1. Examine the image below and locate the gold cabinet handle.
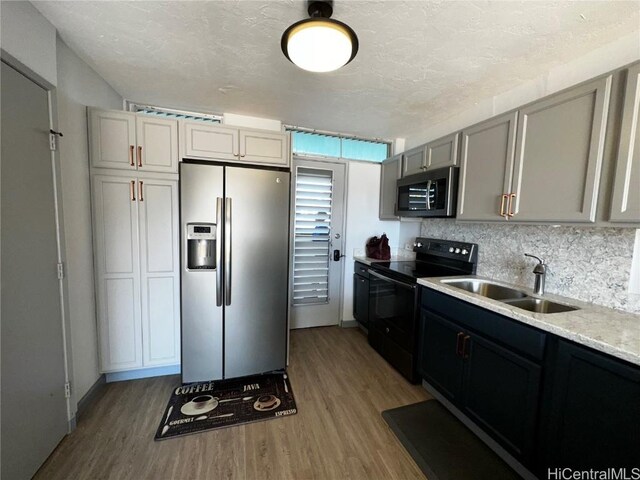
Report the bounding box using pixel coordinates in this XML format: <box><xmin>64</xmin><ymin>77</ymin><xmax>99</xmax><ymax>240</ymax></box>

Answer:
<box><xmin>137</xmin><ymin>146</ymin><xmax>142</xmax><ymax>168</ymax></box>
<box><xmin>138</xmin><ymin>180</ymin><xmax>144</xmax><ymax>202</ymax></box>
<box><xmin>130</xmin><ymin>180</ymin><xmax>136</xmax><ymax>201</ymax></box>
<box><xmin>129</xmin><ymin>145</ymin><xmax>135</xmax><ymax>167</ymax></box>
<box><xmin>499</xmin><ymin>194</ymin><xmax>508</xmax><ymax>217</ymax></box>
<box><xmin>508</xmin><ymin>193</ymin><xmax>516</xmax><ymax>217</ymax></box>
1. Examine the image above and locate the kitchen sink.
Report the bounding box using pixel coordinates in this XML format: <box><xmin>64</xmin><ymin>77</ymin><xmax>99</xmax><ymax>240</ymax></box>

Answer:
<box><xmin>502</xmin><ymin>297</ymin><xmax>579</xmax><ymax>314</ymax></box>
<box><xmin>440</xmin><ymin>279</ymin><xmax>528</xmax><ymax>300</ymax></box>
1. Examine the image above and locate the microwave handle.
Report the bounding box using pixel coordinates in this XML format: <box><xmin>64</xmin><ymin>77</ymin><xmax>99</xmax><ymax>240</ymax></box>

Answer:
<box><xmin>425</xmin><ymin>180</ymin><xmax>432</xmax><ymax>210</ymax></box>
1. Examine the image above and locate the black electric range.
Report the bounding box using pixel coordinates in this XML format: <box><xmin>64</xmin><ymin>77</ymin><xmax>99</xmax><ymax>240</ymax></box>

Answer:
<box><xmin>364</xmin><ymin>238</ymin><xmax>478</xmax><ymax>383</ymax></box>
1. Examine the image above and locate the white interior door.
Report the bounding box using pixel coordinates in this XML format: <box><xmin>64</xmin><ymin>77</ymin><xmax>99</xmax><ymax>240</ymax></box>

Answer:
<box><xmin>1</xmin><ymin>61</ymin><xmax>68</xmax><ymax>480</ymax></box>
<box><xmin>290</xmin><ymin>158</ymin><xmax>346</xmax><ymax>329</ymax></box>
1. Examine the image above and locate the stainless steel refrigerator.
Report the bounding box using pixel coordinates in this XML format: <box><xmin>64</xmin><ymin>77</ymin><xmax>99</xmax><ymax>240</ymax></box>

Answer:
<box><xmin>180</xmin><ymin>161</ymin><xmax>290</xmax><ymax>383</ymax></box>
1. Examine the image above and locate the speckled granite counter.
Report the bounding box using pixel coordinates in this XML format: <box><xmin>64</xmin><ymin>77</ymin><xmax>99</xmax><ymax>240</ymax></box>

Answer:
<box><xmin>419</xmin><ymin>276</ymin><xmax>640</xmax><ymax>366</ymax></box>
<box><xmin>353</xmin><ymin>255</ymin><xmax>414</xmax><ymax>266</ymax></box>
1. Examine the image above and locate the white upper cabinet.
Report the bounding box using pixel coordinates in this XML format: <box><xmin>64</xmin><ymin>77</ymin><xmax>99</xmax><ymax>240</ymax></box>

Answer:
<box><xmin>89</xmin><ymin>109</ymin><xmax>179</xmax><ymax>173</ymax></box>
<box><xmin>181</xmin><ymin>120</ymin><xmax>289</xmax><ymax>166</ymax></box>
<box><xmin>610</xmin><ymin>63</ymin><xmax>640</xmax><ymax>224</ymax></box>
<box><xmin>510</xmin><ymin>76</ymin><xmax>611</xmax><ymax>223</ymax></box>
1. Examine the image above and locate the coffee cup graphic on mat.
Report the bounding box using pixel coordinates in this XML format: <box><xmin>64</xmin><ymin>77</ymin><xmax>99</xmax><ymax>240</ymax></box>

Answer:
<box><xmin>181</xmin><ymin>395</ymin><xmax>217</xmax><ymax>416</ymax></box>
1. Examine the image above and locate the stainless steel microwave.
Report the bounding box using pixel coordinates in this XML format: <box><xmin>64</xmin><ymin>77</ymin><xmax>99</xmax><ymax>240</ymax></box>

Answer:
<box><xmin>395</xmin><ymin>166</ymin><xmax>459</xmax><ymax>217</ymax></box>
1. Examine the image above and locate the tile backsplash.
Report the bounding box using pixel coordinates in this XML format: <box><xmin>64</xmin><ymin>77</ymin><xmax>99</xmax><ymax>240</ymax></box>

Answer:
<box><xmin>421</xmin><ymin>220</ymin><xmax>640</xmax><ymax>314</ymax></box>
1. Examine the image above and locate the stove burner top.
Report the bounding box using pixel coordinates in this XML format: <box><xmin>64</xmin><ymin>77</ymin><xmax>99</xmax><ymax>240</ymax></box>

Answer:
<box><xmin>370</xmin><ymin>260</ymin><xmax>461</xmax><ymax>282</ymax></box>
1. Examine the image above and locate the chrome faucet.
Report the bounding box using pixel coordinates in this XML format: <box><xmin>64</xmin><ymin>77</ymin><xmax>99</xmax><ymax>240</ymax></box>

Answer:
<box><xmin>524</xmin><ymin>254</ymin><xmax>546</xmax><ymax>295</ymax></box>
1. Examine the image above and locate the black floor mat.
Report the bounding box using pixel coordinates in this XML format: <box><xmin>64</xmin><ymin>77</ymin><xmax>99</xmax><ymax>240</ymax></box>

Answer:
<box><xmin>155</xmin><ymin>372</ymin><xmax>297</xmax><ymax>440</ymax></box>
<box><xmin>382</xmin><ymin>400</ymin><xmax>522</xmax><ymax>480</ymax></box>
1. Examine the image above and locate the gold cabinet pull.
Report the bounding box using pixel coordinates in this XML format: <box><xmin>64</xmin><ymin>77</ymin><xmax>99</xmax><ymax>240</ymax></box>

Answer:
<box><xmin>137</xmin><ymin>146</ymin><xmax>142</xmax><ymax>167</ymax></box>
<box><xmin>130</xmin><ymin>180</ymin><xmax>136</xmax><ymax>201</ymax></box>
<box><xmin>499</xmin><ymin>194</ymin><xmax>508</xmax><ymax>217</ymax></box>
<box><xmin>138</xmin><ymin>180</ymin><xmax>144</xmax><ymax>201</ymax></box>
<box><xmin>129</xmin><ymin>145</ymin><xmax>135</xmax><ymax>166</ymax></box>
<box><xmin>508</xmin><ymin>193</ymin><xmax>517</xmax><ymax>217</ymax></box>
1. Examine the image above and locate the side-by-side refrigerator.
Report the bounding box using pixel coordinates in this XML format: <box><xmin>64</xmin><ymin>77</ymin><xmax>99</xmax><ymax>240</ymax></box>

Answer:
<box><xmin>180</xmin><ymin>161</ymin><xmax>290</xmax><ymax>383</ymax></box>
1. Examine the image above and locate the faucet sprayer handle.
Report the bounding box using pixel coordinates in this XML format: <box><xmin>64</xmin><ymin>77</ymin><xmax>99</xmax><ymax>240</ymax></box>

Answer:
<box><xmin>524</xmin><ymin>253</ymin><xmax>545</xmax><ymax>265</ymax></box>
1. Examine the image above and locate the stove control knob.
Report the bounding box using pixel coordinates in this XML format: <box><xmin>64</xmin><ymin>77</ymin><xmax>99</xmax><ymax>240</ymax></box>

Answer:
<box><xmin>455</xmin><ymin>248</ymin><xmax>461</xmax><ymax>254</ymax></box>
<box><xmin>449</xmin><ymin>247</ymin><xmax>455</xmax><ymax>253</ymax></box>
<box><xmin>462</xmin><ymin>249</ymin><xmax>469</xmax><ymax>255</ymax></box>
<box><xmin>416</xmin><ymin>242</ymin><xmax>423</xmax><ymax>248</ymax></box>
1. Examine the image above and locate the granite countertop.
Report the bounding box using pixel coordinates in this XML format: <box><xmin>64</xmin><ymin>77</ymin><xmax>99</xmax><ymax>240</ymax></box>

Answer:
<box><xmin>353</xmin><ymin>252</ymin><xmax>416</xmax><ymax>265</ymax></box>
<box><xmin>418</xmin><ymin>276</ymin><xmax>640</xmax><ymax>366</ymax></box>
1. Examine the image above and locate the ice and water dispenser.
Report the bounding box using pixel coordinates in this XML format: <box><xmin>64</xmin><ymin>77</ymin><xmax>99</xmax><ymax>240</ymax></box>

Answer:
<box><xmin>186</xmin><ymin>223</ymin><xmax>217</xmax><ymax>270</ymax></box>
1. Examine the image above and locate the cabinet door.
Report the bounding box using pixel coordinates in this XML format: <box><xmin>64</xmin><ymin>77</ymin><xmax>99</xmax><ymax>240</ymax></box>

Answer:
<box><xmin>89</xmin><ymin>109</ymin><xmax>136</xmax><ymax>170</ymax></box>
<box><xmin>91</xmin><ymin>175</ymin><xmax>142</xmax><ymax>371</ymax></box>
<box><xmin>610</xmin><ymin>63</ymin><xmax>640</xmax><ymax>223</ymax></box>
<box><xmin>183</xmin><ymin>121</ymin><xmax>238</xmax><ymax>161</ymax></box>
<box><xmin>379</xmin><ymin>154</ymin><xmax>401</xmax><ymax>219</ymax></box>
<box><xmin>511</xmin><ymin>76</ymin><xmax>612</xmax><ymax>222</ymax></box>
<box><xmin>419</xmin><ymin>310</ymin><xmax>464</xmax><ymax>402</ymax></box>
<box><xmin>427</xmin><ymin>132</ymin><xmax>459</xmax><ymax>169</ymax></box>
<box><xmin>137</xmin><ymin>178</ymin><xmax>180</xmax><ymax>367</ymax></box>
<box><xmin>353</xmin><ymin>273</ymin><xmax>369</xmax><ymax>326</ymax></box>
<box><xmin>457</xmin><ymin>112</ymin><xmax>518</xmax><ymax>221</ymax></box>
<box><xmin>136</xmin><ymin>116</ymin><xmax>179</xmax><ymax>173</ymax></box>
<box><xmin>239</xmin><ymin>129</ymin><xmax>289</xmax><ymax>166</ymax></box>
<box><xmin>402</xmin><ymin>145</ymin><xmax>427</xmax><ymax>177</ymax></box>
<box><xmin>461</xmin><ymin>333</ymin><xmax>541</xmax><ymax>465</ymax></box>
<box><xmin>538</xmin><ymin>340</ymin><xmax>640</xmax><ymax>472</ymax></box>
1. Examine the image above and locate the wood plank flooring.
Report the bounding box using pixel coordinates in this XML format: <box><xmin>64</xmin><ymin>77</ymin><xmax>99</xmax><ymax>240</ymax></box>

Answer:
<box><xmin>36</xmin><ymin>327</ymin><xmax>431</xmax><ymax>480</ymax></box>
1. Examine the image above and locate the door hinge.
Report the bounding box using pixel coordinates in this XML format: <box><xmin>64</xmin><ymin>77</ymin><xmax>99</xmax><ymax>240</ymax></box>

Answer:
<box><xmin>64</xmin><ymin>382</ymin><xmax>71</xmax><ymax>399</ymax></box>
<box><xmin>57</xmin><ymin>262</ymin><xmax>65</xmax><ymax>280</ymax></box>
<box><xmin>49</xmin><ymin>133</ymin><xmax>57</xmax><ymax>151</ymax></box>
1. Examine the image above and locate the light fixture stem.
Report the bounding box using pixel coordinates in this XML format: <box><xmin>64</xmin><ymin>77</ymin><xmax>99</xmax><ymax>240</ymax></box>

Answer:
<box><xmin>307</xmin><ymin>1</ymin><xmax>333</xmax><ymax>18</ymax></box>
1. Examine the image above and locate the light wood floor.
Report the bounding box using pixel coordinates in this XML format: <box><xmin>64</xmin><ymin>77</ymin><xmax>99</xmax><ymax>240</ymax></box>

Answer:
<box><xmin>36</xmin><ymin>326</ymin><xmax>431</xmax><ymax>480</ymax></box>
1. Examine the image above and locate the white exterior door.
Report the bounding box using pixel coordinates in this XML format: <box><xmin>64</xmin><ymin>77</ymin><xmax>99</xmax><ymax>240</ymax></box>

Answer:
<box><xmin>290</xmin><ymin>158</ymin><xmax>346</xmax><ymax>329</ymax></box>
<box><xmin>138</xmin><ymin>178</ymin><xmax>181</xmax><ymax>366</ymax></box>
<box><xmin>92</xmin><ymin>174</ymin><xmax>143</xmax><ymax>372</ymax></box>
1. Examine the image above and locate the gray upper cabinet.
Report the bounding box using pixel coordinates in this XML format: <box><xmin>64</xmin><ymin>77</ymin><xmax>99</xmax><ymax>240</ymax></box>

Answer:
<box><xmin>379</xmin><ymin>154</ymin><xmax>402</xmax><ymax>220</ymax></box>
<box><xmin>427</xmin><ymin>132</ymin><xmax>459</xmax><ymax>170</ymax></box>
<box><xmin>610</xmin><ymin>63</ymin><xmax>640</xmax><ymax>223</ymax></box>
<box><xmin>457</xmin><ymin>112</ymin><xmax>518</xmax><ymax>221</ymax></box>
<box><xmin>511</xmin><ymin>76</ymin><xmax>612</xmax><ymax>223</ymax></box>
<box><xmin>402</xmin><ymin>145</ymin><xmax>427</xmax><ymax>177</ymax></box>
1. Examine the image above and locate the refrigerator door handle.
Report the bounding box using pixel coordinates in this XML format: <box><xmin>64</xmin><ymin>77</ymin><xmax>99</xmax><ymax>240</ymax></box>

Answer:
<box><xmin>215</xmin><ymin>197</ymin><xmax>223</xmax><ymax>306</ymax></box>
<box><xmin>225</xmin><ymin>197</ymin><xmax>232</xmax><ymax>306</ymax></box>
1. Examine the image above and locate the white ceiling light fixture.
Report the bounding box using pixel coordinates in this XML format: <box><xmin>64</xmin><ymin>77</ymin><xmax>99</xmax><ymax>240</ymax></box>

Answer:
<box><xmin>281</xmin><ymin>1</ymin><xmax>358</xmax><ymax>73</ymax></box>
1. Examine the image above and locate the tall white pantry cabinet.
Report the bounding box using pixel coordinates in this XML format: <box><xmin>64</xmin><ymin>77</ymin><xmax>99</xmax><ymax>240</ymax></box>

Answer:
<box><xmin>89</xmin><ymin>108</ymin><xmax>180</xmax><ymax>373</ymax></box>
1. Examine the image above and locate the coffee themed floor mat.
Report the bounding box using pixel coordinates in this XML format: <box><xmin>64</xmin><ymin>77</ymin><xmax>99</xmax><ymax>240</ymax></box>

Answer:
<box><xmin>155</xmin><ymin>372</ymin><xmax>297</xmax><ymax>440</ymax></box>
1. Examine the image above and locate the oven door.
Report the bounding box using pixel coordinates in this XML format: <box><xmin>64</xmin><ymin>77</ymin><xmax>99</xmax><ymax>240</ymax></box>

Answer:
<box><xmin>368</xmin><ymin>270</ymin><xmax>417</xmax><ymax>351</ymax></box>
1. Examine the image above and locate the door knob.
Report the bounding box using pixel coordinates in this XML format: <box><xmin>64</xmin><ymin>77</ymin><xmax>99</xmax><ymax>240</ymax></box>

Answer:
<box><xmin>334</xmin><ymin>233</ymin><xmax>341</xmax><ymax>239</ymax></box>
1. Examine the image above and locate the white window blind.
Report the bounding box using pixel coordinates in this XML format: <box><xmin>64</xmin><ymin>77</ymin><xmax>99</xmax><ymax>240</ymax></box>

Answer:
<box><xmin>292</xmin><ymin>167</ymin><xmax>333</xmax><ymax>305</ymax></box>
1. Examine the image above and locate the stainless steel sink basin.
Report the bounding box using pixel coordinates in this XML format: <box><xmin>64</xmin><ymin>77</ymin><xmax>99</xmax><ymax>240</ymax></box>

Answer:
<box><xmin>503</xmin><ymin>297</ymin><xmax>579</xmax><ymax>314</ymax></box>
<box><xmin>440</xmin><ymin>279</ymin><xmax>528</xmax><ymax>300</ymax></box>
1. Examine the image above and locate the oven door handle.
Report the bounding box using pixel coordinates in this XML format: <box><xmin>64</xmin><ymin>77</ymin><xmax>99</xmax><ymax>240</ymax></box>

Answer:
<box><xmin>368</xmin><ymin>270</ymin><xmax>416</xmax><ymax>290</ymax></box>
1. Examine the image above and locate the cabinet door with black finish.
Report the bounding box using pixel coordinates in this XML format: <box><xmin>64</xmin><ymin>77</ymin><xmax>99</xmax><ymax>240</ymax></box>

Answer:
<box><xmin>461</xmin><ymin>333</ymin><xmax>541</xmax><ymax>466</ymax></box>
<box><xmin>353</xmin><ymin>273</ymin><xmax>369</xmax><ymax>326</ymax></box>
<box><xmin>420</xmin><ymin>310</ymin><xmax>465</xmax><ymax>402</ymax></box>
<box><xmin>538</xmin><ymin>339</ymin><xmax>640</xmax><ymax>473</ymax></box>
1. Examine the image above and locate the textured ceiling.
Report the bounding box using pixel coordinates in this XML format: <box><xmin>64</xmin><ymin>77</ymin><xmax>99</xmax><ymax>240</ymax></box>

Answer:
<box><xmin>34</xmin><ymin>1</ymin><xmax>640</xmax><ymax>140</ymax></box>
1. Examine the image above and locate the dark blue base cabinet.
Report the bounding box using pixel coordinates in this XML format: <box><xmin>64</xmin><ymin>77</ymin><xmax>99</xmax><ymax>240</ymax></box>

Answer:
<box><xmin>420</xmin><ymin>288</ymin><xmax>640</xmax><ymax>478</ymax></box>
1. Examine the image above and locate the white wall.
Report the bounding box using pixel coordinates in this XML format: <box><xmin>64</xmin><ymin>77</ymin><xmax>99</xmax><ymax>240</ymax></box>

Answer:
<box><xmin>0</xmin><ymin>1</ymin><xmax>57</xmax><ymax>86</ymax></box>
<box><xmin>405</xmin><ymin>32</ymin><xmax>640</xmax><ymax>149</ymax></box>
<box><xmin>342</xmin><ymin>162</ymin><xmax>402</xmax><ymax>322</ymax></box>
<box><xmin>56</xmin><ymin>36</ymin><xmax>123</xmax><ymax>407</ymax></box>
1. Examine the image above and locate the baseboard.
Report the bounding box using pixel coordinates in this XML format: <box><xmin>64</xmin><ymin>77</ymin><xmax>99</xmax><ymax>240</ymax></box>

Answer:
<box><xmin>422</xmin><ymin>380</ymin><xmax>537</xmax><ymax>480</ymax></box>
<box><xmin>340</xmin><ymin>320</ymin><xmax>358</xmax><ymax>328</ymax></box>
<box><xmin>77</xmin><ymin>374</ymin><xmax>106</xmax><ymax>422</ymax></box>
<box><xmin>105</xmin><ymin>364</ymin><xmax>180</xmax><ymax>383</ymax></box>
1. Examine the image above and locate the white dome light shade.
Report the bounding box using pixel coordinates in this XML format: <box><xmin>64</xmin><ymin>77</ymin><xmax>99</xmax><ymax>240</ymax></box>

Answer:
<box><xmin>282</xmin><ymin>19</ymin><xmax>358</xmax><ymax>73</ymax></box>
